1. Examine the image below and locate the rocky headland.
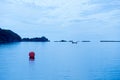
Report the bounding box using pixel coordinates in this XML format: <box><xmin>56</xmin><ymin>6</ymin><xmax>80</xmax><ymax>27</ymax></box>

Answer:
<box><xmin>0</xmin><ymin>28</ymin><xmax>21</xmax><ymax>43</ymax></box>
<box><xmin>0</xmin><ymin>28</ymin><xmax>50</xmax><ymax>43</ymax></box>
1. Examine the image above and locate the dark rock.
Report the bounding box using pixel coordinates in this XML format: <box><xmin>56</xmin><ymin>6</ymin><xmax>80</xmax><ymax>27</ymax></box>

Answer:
<box><xmin>81</xmin><ymin>40</ymin><xmax>91</xmax><ymax>42</ymax></box>
<box><xmin>54</xmin><ymin>40</ymin><xmax>67</xmax><ymax>42</ymax></box>
<box><xmin>0</xmin><ymin>28</ymin><xmax>21</xmax><ymax>43</ymax></box>
<box><xmin>68</xmin><ymin>40</ymin><xmax>73</xmax><ymax>42</ymax></box>
<box><xmin>22</xmin><ymin>36</ymin><xmax>50</xmax><ymax>42</ymax></box>
<box><xmin>100</xmin><ymin>40</ymin><xmax>120</xmax><ymax>42</ymax></box>
<box><xmin>60</xmin><ymin>40</ymin><xmax>67</xmax><ymax>42</ymax></box>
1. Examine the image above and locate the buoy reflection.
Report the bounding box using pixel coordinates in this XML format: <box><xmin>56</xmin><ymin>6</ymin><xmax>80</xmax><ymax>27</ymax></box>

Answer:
<box><xmin>29</xmin><ymin>57</ymin><xmax>35</xmax><ymax>61</ymax></box>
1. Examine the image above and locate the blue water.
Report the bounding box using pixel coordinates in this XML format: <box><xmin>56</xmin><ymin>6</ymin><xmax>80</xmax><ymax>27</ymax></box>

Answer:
<box><xmin>0</xmin><ymin>42</ymin><xmax>120</xmax><ymax>80</ymax></box>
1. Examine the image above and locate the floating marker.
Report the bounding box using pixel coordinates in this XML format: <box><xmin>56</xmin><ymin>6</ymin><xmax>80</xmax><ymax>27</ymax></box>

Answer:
<box><xmin>29</xmin><ymin>51</ymin><xmax>35</xmax><ymax>60</ymax></box>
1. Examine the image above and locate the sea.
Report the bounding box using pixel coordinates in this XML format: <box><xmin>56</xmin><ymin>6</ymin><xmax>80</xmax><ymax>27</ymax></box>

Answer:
<box><xmin>0</xmin><ymin>41</ymin><xmax>120</xmax><ymax>80</ymax></box>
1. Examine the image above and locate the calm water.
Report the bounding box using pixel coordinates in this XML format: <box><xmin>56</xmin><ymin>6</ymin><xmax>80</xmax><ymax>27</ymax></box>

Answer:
<box><xmin>0</xmin><ymin>42</ymin><xmax>120</xmax><ymax>80</ymax></box>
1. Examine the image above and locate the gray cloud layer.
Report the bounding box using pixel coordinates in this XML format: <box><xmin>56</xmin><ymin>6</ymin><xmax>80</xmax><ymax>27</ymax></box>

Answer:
<box><xmin>0</xmin><ymin>0</ymin><xmax>120</xmax><ymax>40</ymax></box>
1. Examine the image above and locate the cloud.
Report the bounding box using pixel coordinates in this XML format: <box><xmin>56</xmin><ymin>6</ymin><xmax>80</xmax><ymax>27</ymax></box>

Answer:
<box><xmin>0</xmin><ymin>0</ymin><xmax>119</xmax><ymax>26</ymax></box>
<box><xmin>0</xmin><ymin>0</ymin><xmax>93</xmax><ymax>22</ymax></box>
<box><xmin>0</xmin><ymin>0</ymin><xmax>120</xmax><ymax>40</ymax></box>
<box><xmin>67</xmin><ymin>0</ymin><xmax>120</xmax><ymax>25</ymax></box>
<box><xmin>87</xmin><ymin>10</ymin><xmax>120</xmax><ymax>22</ymax></box>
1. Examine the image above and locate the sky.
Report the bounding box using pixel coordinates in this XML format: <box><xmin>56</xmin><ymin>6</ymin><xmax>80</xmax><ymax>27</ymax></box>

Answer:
<box><xmin>0</xmin><ymin>0</ymin><xmax>120</xmax><ymax>40</ymax></box>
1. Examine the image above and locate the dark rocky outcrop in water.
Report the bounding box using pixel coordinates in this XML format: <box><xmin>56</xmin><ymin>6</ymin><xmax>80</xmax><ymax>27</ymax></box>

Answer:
<box><xmin>0</xmin><ymin>28</ymin><xmax>21</xmax><ymax>43</ymax></box>
<box><xmin>22</xmin><ymin>36</ymin><xmax>50</xmax><ymax>42</ymax></box>
<box><xmin>54</xmin><ymin>40</ymin><xmax>67</xmax><ymax>42</ymax></box>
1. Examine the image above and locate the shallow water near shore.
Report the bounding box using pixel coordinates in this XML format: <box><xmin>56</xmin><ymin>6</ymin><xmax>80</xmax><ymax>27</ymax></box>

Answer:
<box><xmin>0</xmin><ymin>42</ymin><xmax>120</xmax><ymax>80</ymax></box>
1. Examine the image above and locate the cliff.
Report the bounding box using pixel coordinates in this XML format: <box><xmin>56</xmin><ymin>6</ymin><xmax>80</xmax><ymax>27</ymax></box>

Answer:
<box><xmin>0</xmin><ymin>28</ymin><xmax>21</xmax><ymax>43</ymax></box>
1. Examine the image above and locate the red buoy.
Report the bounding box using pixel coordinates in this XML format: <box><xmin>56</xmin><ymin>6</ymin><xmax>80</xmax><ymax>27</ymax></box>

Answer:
<box><xmin>29</xmin><ymin>51</ymin><xmax>35</xmax><ymax>60</ymax></box>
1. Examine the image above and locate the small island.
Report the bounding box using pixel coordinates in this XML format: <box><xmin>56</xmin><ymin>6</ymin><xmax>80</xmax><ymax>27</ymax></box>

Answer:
<box><xmin>22</xmin><ymin>36</ymin><xmax>50</xmax><ymax>42</ymax></box>
<box><xmin>54</xmin><ymin>40</ymin><xmax>67</xmax><ymax>42</ymax></box>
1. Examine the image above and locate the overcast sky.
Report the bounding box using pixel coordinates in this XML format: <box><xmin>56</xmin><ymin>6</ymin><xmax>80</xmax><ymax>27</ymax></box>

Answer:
<box><xmin>0</xmin><ymin>0</ymin><xmax>120</xmax><ymax>40</ymax></box>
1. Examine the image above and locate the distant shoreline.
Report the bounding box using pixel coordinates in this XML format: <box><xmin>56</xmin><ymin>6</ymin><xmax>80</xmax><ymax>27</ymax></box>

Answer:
<box><xmin>100</xmin><ymin>40</ymin><xmax>120</xmax><ymax>42</ymax></box>
<box><xmin>0</xmin><ymin>28</ymin><xmax>120</xmax><ymax>44</ymax></box>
